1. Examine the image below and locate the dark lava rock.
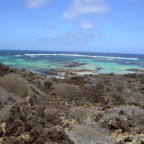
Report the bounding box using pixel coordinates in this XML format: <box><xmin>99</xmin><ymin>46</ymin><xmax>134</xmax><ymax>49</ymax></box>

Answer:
<box><xmin>10</xmin><ymin>106</ymin><xmax>21</xmax><ymax>116</ymax></box>
<box><xmin>65</xmin><ymin>62</ymin><xmax>86</xmax><ymax>68</ymax></box>
<box><xmin>108</xmin><ymin>118</ymin><xmax>130</xmax><ymax>132</ymax></box>
<box><xmin>0</xmin><ymin>63</ymin><xmax>9</xmax><ymax>76</ymax></box>
<box><xmin>0</xmin><ymin>126</ymin><xmax>4</xmax><ymax>137</ymax></box>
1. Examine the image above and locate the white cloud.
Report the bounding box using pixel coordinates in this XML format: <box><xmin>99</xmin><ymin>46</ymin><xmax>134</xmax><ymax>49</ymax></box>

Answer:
<box><xmin>62</xmin><ymin>0</ymin><xmax>110</xmax><ymax>20</ymax></box>
<box><xmin>27</xmin><ymin>0</ymin><xmax>50</xmax><ymax>8</ymax></box>
<box><xmin>80</xmin><ymin>22</ymin><xmax>95</xmax><ymax>30</ymax></box>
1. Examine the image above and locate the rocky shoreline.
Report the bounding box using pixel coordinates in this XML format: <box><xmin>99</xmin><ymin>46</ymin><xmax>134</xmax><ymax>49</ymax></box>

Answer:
<box><xmin>0</xmin><ymin>62</ymin><xmax>144</xmax><ymax>144</ymax></box>
<box><xmin>43</xmin><ymin>68</ymin><xmax>93</xmax><ymax>77</ymax></box>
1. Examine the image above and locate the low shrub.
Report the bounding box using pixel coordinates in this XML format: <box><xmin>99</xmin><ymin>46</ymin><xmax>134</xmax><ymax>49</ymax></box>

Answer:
<box><xmin>0</xmin><ymin>87</ymin><xmax>16</xmax><ymax>104</ymax></box>
<box><xmin>66</xmin><ymin>107</ymin><xmax>91</xmax><ymax>122</ymax></box>
<box><xmin>100</xmin><ymin>105</ymin><xmax>144</xmax><ymax>122</ymax></box>
<box><xmin>29</xmin><ymin>84</ymin><xmax>46</xmax><ymax>97</ymax></box>
<box><xmin>65</xmin><ymin>125</ymin><xmax>113</xmax><ymax>144</ymax></box>
<box><xmin>52</xmin><ymin>83</ymin><xmax>80</xmax><ymax>97</ymax></box>
<box><xmin>0</xmin><ymin>74</ymin><xmax>28</xmax><ymax>97</ymax></box>
<box><xmin>95</xmin><ymin>105</ymin><xmax>144</xmax><ymax>133</ymax></box>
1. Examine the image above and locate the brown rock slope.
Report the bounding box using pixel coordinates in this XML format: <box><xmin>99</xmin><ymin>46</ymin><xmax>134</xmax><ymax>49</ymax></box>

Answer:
<box><xmin>0</xmin><ymin>63</ymin><xmax>144</xmax><ymax>144</ymax></box>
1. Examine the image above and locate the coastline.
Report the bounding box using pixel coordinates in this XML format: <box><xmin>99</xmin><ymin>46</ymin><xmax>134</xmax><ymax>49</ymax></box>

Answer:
<box><xmin>1</xmin><ymin>50</ymin><xmax>144</xmax><ymax>76</ymax></box>
<box><xmin>0</xmin><ymin>62</ymin><xmax>144</xmax><ymax>143</ymax></box>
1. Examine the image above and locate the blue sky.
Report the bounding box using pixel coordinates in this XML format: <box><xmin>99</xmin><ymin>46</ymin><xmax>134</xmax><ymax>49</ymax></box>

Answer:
<box><xmin>0</xmin><ymin>0</ymin><xmax>144</xmax><ymax>53</ymax></box>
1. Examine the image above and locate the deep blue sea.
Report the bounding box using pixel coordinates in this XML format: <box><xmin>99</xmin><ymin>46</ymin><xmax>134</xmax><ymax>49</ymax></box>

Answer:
<box><xmin>0</xmin><ymin>50</ymin><xmax>144</xmax><ymax>74</ymax></box>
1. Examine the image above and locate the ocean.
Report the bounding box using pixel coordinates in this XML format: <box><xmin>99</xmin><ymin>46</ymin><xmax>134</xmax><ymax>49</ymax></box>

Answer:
<box><xmin>0</xmin><ymin>50</ymin><xmax>144</xmax><ymax>75</ymax></box>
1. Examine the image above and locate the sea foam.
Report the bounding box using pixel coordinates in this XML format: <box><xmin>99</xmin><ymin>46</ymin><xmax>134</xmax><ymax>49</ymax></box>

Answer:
<box><xmin>14</xmin><ymin>55</ymin><xmax>22</xmax><ymax>57</ymax></box>
<box><xmin>24</xmin><ymin>54</ymin><xmax>138</xmax><ymax>60</ymax></box>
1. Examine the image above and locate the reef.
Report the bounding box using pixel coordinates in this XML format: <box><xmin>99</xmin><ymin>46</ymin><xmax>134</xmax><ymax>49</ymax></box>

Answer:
<box><xmin>0</xmin><ymin>62</ymin><xmax>144</xmax><ymax>144</ymax></box>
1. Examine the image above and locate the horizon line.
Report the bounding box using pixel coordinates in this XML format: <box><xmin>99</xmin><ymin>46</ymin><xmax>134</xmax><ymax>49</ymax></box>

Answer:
<box><xmin>0</xmin><ymin>49</ymin><xmax>144</xmax><ymax>55</ymax></box>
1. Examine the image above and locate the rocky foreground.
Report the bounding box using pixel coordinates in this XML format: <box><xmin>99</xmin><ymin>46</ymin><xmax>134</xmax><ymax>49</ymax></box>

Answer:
<box><xmin>0</xmin><ymin>63</ymin><xmax>144</xmax><ymax>144</ymax></box>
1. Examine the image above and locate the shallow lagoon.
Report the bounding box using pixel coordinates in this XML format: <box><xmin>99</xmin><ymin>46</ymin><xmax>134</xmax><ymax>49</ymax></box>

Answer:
<box><xmin>0</xmin><ymin>50</ymin><xmax>144</xmax><ymax>74</ymax></box>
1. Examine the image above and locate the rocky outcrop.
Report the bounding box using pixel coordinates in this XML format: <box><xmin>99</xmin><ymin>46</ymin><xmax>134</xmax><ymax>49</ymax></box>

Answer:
<box><xmin>64</xmin><ymin>62</ymin><xmax>86</xmax><ymax>68</ymax></box>
<box><xmin>0</xmin><ymin>62</ymin><xmax>144</xmax><ymax>143</ymax></box>
<box><xmin>0</xmin><ymin>63</ymin><xmax>9</xmax><ymax>77</ymax></box>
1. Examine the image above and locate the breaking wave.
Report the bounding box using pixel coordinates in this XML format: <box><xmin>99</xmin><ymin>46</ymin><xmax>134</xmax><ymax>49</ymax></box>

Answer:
<box><xmin>23</xmin><ymin>53</ymin><xmax>138</xmax><ymax>60</ymax></box>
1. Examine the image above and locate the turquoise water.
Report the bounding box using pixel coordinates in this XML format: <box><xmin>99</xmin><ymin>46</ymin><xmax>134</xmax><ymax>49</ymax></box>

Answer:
<box><xmin>0</xmin><ymin>50</ymin><xmax>144</xmax><ymax>74</ymax></box>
